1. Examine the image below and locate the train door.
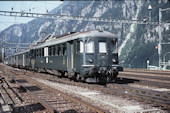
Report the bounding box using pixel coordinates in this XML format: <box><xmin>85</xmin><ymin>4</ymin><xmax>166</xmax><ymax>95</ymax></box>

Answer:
<box><xmin>30</xmin><ymin>50</ymin><xmax>36</xmax><ymax>69</ymax></box>
<box><xmin>67</xmin><ymin>41</ymin><xmax>74</xmax><ymax>73</ymax></box>
<box><xmin>98</xmin><ymin>38</ymin><xmax>108</xmax><ymax>67</ymax></box>
<box><xmin>23</xmin><ymin>54</ymin><xmax>25</xmax><ymax>67</ymax></box>
<box><xmin>16</xmin><ymin>55</ymin><xmax>18</xmax><ymax>66</ymax></box>
<box><xmin>10</xmin><ymin>57</ymin><xmax>12</xmax><ymax>65</ymax></box>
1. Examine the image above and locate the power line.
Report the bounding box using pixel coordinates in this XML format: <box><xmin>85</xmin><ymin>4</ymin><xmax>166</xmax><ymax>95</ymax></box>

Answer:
<box><xmin>1</xmin><ymin>10</ymin><xmax>169</xmax><ymax>26</ymax></box>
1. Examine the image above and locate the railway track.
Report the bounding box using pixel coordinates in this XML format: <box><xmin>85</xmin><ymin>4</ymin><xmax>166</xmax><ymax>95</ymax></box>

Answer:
<box><xmin>120</xmin><ymin>72</ymin><xmax>170</xmax><ymax>81</ymax></box>
<box><xmin>0</xmin><ymin>72</ymin><xmax>47</xmax><ymax>113</ymax></box>
<box><xmin>15</xmin><ymin>67</ymin><xmax>170</xmax><ymax>111</ymax></box>
<box><xmin>118</xmin><ymin>69</ymin><xmax>170</xmax><ymax>89</ymax></box>
<box><xmin>107</xmin><ymin>84</ymin><xmax>170</xmax><ymax>110</ymax></box>
<box><xmin>1</xmin><ymin>65</ymin><xmax>170</xmax><ymax>112</ymax></box>
<box><xmin>124</xmin><ymin>68</ymin><xmax>170</xmax><ymax>75</ymax></box>
<box><xmin>1</xmin><ymin>65</ymin><xmax>108</xmax><ymax>113</ymax></box>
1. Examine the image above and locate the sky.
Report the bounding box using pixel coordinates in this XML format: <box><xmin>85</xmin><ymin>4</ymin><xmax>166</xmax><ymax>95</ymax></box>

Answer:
<box><xmin>0</xmin><ymin>1</ymin><xmax>62</xmax><ymax>32</ymax></box>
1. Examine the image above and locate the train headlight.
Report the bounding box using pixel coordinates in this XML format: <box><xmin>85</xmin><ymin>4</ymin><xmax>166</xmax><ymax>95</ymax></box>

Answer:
<box><xmin>112</xmin><ymin>59</ymin><xmax>116</xmax><ymax>63</ymax></box>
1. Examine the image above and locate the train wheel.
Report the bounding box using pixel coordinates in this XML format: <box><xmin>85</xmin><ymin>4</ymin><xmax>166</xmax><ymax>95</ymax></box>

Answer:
<box><xmin>75</xmin><ymin>74</ymin><xmax>84</xmax><ymax>82</ymax></box>
<box><xmin>64</xmin><ymin>72</ymin><xmax>68</xmax><ymax>78</ymax></box>
<box><xmin>75</xmin><ymin>74</ymin><xmax>79</xmax><ymax>82</ymax></box>
<box><xmin>37</xmin><ymin>68</ymin><xmax>41</xmax><ymax>73</ymax></box>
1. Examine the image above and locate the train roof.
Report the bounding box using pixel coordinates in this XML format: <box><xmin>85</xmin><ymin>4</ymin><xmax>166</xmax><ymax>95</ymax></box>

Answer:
<box><xmin>6</xmin><ymin>49</ymin><xmax>30</xmax><ymax>57</ymax></box>
<box><xmin>33</xmin><ymin>30</ymin><xmax>117</xmax><ymax>49</ymax></box>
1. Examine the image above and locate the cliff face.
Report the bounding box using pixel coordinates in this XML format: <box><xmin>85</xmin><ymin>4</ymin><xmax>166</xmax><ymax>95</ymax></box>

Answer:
<box><xmin>0</xmin><ymin>0</ymin><xmax>169</xmax><ymax>69</ymax></box>
<box><xmin>119</xmin><ymin>0</ymin><xmax>170</xmax><ymax>69</ymax></box>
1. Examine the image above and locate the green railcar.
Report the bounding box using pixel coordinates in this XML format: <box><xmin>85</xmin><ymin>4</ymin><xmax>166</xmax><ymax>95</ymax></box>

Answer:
<box><xmin>5</xmin><ymin>30</ymin><xmax>123</xmax><ymax>83</ymax></box>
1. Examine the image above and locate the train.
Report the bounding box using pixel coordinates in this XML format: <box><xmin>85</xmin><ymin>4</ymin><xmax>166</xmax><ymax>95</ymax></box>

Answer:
<box><xmin>5</xmin><ymin>30</ymin><xmax>123</xmax><ymax>83</ymax></box>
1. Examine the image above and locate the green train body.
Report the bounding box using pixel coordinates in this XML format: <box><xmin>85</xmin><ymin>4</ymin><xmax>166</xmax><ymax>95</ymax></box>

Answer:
<box><xmin>5</xmin><ymin>30</ymin><xmax>123</xmax><ymax>83</ymax></box>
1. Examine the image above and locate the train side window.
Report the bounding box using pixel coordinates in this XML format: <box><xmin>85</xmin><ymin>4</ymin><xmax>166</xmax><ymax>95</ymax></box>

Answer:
<box><xmin>57</xmin><ymin>45</ymin><xmax>61</xmax><ymax>55</ymax></box>
<box><xmin>55</xmin><ymin>45</ymin><xmax>58</xmax><ymax>56</ymax></box>
<box><xmin>51</xmin><ymin>46</ymin><xmax>53</xmax><ymax>56</ymax></box>
<box><xmin>33</xmin><ymin>50</ymin><xmax>36</xmax><ymax>57</ymax></box>
<box><xmin>99</xmin><ymin>42</ymin><xmax>107</xmax><ymax>53</ymax></box>
<box><xmin>49</xmin><ymin>46</ymin><xmax>52</xmax><ymax>56</ymax></box>
<box><xmin>85</xmin><ymin>41</ymin><xmax>94</xmax><ymax>53</ymax></box>
<box><xmin>53</xmin><ymin>45</ymin><xmax>56</xmax><ymax>56</ymax></box>
<box><xmin>36</xmin><ymin>49</ymin><xmax>39</xmax><ymax>57</ymax></box>
<box><xmin>42</xmin><ymin>48</ymin><xmax>44</xmax><ymax>57</ymax></box>
<box><xmin>38</xmin><ymin>49</ymin><xmax>40</xmax><ymax>57</ymax></box>
<box><xmin>26</xmin><ymin>52</ymin><xmax>29</xmax><ymax>58</ymax></box>
<box><xmin>76</xmin><ymin>41</ymin><xmax>84</xmax><ymax>53</ymax></box>
<box><xmin>39</xmin><ymin>49</ymin><xmax>41</xmax><ymax>57</ymax></box>
<box><xmin>80</xmin><ymin>41</ymin><xmax>84</xmax><ymax>53</ymax></box>
<box><xmin>31</xmin><ymin>50</ymin><xmax>35</xmax><ymax>57</ymax></box>
<box><xmin>35</xmin><ymin>50</ymin><xmax>36</xmax><ymax>57</ymax></box>
<box><xmin>63</xmin><ymin>44</ymin><xmax>66</xmax><ymax>55</ymax></box>
<box><xmin>44</xmin><ymin>47</ymin><xmax>48</xmax><ymax>57</ymax></box>
<box><xmin>76</xmin><ymin>41</ymin><xmax>80</xmax><ymax>53</ymax></box>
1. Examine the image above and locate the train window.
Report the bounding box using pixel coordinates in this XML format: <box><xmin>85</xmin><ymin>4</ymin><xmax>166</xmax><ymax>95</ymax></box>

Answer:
<box><xmin>36</xmin><ymin>49</ymin><xmax>39</xmax><ymax>57</ymax></box>
<box><xmin>26</xmin><ymin>52</ymin><xmax>30</xmax><ymax>58</ymax></box>
<box><xmin>80</xmin><ymin>41</ymin><xmax>84</xmax><ymax>53</ymax></box>
<box><xmin>39</xmin><ymin>49</ymin><xmax>40</xmax><ymax>57</ymax></box>
<box><xmin>55</xmin><ymin>45</ymin><xmax>58</xmax><ymax>56</ymax></box>
<box><xmin>99</xmin><ymin>42</ymin><xmax>107</xmax><ymax>53</ymax></box>
<box><xmin>44</xmin><ymin>47</ymin><xmax>48</xmax><ymax>57</ymax></box>
<box><xmin>76</xmin><ymin>41</ymin><xmax>80</xmax><ymax>53</ymax></box>
<box><xmin>63</xmin><ymin>44</ymin><xmax>66</xmax><ymax>55</ymax></box>
<box><xmin>49</xmin><ymin>46</ymin><xmax>52</xmax><ymax>56</ymax></box>
<box><xmin>42</xmin><ymin>48</ymin><xmax>44</xmax><ymax>57</ymax></box>
<box><xmin>32</xmin><ymin>50</ymin><xmax>35</xmax><ymax>57</ymax></box>
<box><xmin>77</xmin><ymin>41</ymin><xmax>84</xmax><ymax>53</ymax></box>
<box><xmin>57</xmin><ymin>45</ymin><xmax>61</xmax><ymax>55</ymax></box>
<box><xmin>85</xmin><ymin>41</ymin><xmax>94</xmax><ymax>53</ymax></box>
<box><xmin>39</xmin><ymin>49</ymin><xmax>41</xmax><ymax>57</ymax></box>
<box><xmin>53</xmin><ymin>45</ymin><xmax>56</xmax><ymax>56</ymax></box>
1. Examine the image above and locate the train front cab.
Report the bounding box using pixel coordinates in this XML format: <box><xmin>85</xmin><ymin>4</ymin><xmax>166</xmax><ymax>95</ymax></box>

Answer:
<box><xmin>74</xmin><ymin>36</ymin><xmax>123</xmax><ymax>83</ymax></box>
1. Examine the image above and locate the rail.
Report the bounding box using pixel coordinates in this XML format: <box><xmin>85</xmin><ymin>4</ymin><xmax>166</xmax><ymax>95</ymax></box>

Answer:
<box><xmin>18</xmin><ymin>73</ymin><xmax>108</xmax><ymax>113</ymax></box>
<box><xmin>107</xmin><ymin>84</ymin><xmax>170</xmax><ymax>110</ymax></box>
<box><xmin>7</xmin><ymin>70</ymin><xmax>108</xmax><ymax>113</ymax></box>
<box><xmin>14</xmin><ymin>80</ymin><xmax>59</xmax><ymax>113</ymax></box>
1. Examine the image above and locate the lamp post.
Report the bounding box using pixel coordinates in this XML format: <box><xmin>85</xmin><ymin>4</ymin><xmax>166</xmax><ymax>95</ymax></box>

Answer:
<box><xmin>148</xmin><ymin>5</ymin><xmax>152</xmax><ymax>21</ymax></box>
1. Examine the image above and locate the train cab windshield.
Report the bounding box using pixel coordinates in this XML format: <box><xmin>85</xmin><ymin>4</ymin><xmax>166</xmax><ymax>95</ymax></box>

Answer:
<box><xmin>99</xmin><ymin>42</ymin><xmax>107</xmax><ymax>53</ymax></box>
<box><xmin>77</xmin><ymin>37</ymin><xmax>117</xmax><ymax>54</ymax></box>
<box><xmin>85</xmin><ymin>41</ymin><xmax>94</xmax><ymax>53</ymax></box>
<box><xmin>77</xmin><ymin>40</ymin><xmax>94</xmax><ymax>53</ymax></box>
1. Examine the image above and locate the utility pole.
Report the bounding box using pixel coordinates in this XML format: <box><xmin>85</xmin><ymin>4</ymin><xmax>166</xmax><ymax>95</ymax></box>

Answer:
<box><xmin>2</xmin><ymin>35</ymin><xmax>6</xmax><ymax>64</ymax></box>
<box><xmin>158</xmin><ymin>8</ymin><xmax>162</xmax><ymax>69</ymax></box>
